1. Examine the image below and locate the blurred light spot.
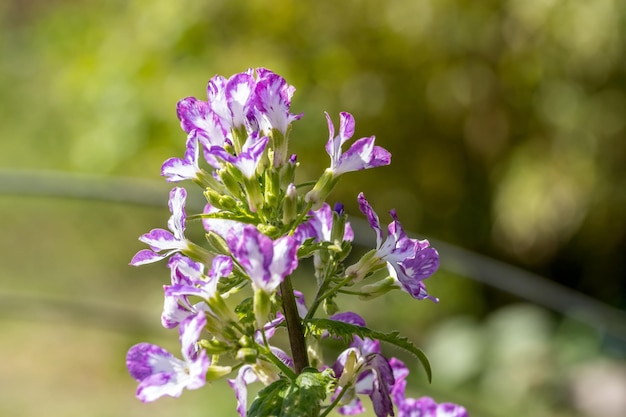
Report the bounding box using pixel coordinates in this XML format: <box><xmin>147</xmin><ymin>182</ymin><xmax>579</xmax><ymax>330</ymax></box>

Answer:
<box><xmin>536</xmin><ymin>80</ymin><xmax>584</xmax><ymax>133</ymax></box>
<box><xmin>492</xmin><ymin>143</ymin><xmax>595</xmax><ymax>261</ymax></box>
<box><xmin>570</xmin><ymin>360</ymin><xmax>626</xmax><ymax>417</ymax></box>
<box><xmin>482</xmin><ymin>304</ymin><xmax>553</xmax><ymax>406</ymax></box>
<box><xmin>385</xmin><ymin>0</ymin><xmax>432</xmax><ymax>40</ymax></box>
<box><xmin>463</xmin><ymin>106</ymin><xmax>509</xmax><ymax>161</ymax></box>
<box><xmin>425</xmin><ymin>316</ymin><xmax>485</xmax><ymax>386</ymax></box>
<box><xmin>340</xmin><ymin>72</ymin><xmax>386</xmax><ymax>116</ymax></box>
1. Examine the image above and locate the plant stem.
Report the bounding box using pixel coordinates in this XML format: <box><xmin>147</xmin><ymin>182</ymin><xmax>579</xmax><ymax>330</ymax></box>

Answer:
<box><xmin>280</xmin><ymin>275</ymin><xmax>309</xmax><ymax>374</ymax></box>
<box><xmin>320</xmin><ymin>383</ymin><xmax>350</xmax><ymax>417</ymax></box>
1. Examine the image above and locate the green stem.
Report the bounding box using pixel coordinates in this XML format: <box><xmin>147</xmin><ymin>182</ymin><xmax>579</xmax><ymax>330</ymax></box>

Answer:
<box><xmin>259</xmin><ymin>329</ymin><xmax>297</xmax><ymax>381</ymax></box>
<box><xmin>280</xmin><ymin>275</ymin><xmax>309</xmax><ymax>374</ymax></box>
<box><xmin>320</xmin><ymin>383</ymin><xmax>351</xmax><ymax>417</ymax></box>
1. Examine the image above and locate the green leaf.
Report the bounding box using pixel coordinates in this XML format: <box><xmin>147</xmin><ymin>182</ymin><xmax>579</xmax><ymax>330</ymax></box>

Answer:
<box><xmin>305</xmin><ymin>318</ymin><xmax>432</xmax><ymax>383</ymax></box>
<box><xmin>247</xmin><ymin>378</ymin><xmax>289</xmax><ymax>417</ymax></box>
<box><xmin>247</xmin><ymin>369</ymin><xmax>335</xmax><ymax>417</ymax></box>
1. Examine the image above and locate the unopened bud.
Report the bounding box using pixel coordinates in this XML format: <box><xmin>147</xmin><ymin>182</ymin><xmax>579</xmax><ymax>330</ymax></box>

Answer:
<box><xmin>282</xmin><ymin>183</ymin><xmax>298</xmax><ymax>225</ymax></box>
<box><xmin>205</xmin><ymin>365</ymin><xmax>233</xmax><ymax>381</ymax></box>
<box><xmin>236</xmin><ymin>347</ymin><xmax>259</xmax><ymax>363</ymax></box>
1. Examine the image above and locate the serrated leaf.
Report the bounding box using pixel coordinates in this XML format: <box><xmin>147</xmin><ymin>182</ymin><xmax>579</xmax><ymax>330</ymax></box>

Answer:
<box><xmin>247</xmin><ymin>369</ymin><xmax>335</xmax><ymax>417</ymax></box>
<box><xmin>305</xmin><ymin>318</ymin><xmax>432</xmax><ymax>383</ymax></box>
<box><xmin>247</xmin><ymin>378</ymin><xmax>289</xmax><ymax>417</ymax></box>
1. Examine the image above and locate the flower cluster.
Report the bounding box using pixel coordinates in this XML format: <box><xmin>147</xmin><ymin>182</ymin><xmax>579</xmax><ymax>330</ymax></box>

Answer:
<box><xmin>126</xmin><ymin>68</ymin><xmax>467</xmax><ymax>417</ymax></box>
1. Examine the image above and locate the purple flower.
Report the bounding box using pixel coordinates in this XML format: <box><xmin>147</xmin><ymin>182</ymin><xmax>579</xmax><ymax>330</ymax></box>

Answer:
<box><xmin>161</xmin><ymin>255</ymin><xmax>208</xmax><ymax>329</ymax></box>
<box><xmin>126</xmin><ymin>312</ymin><xmax>210</xmax><ymax>402</ymax></box>
<box><xmin>210</xmin><ymin>133</ymin><xmax>269</xmax><ymax>179</ymax></box>
<box><xmin>228</xmin><ymin>225</ymin><xmax>299</xmax><ymax>294</ymax></box>
<box><xmin>305</xmin><ymin>113</ymin><xmax>391</xmax><ymax>208</ymax></box>
<box><xmin>130</xmin><ymin>187</ymin><xmax>193</xmax><ymax>266</ymax></box>
<box><xmin>252</xmin><ymin>68</ymin><xmax>302</xmax><ymax>136</ymax></box>
<box><xmin>325</xmin><ymin>112</ymin><xmax>391</xmax><ymax>176</ymax></box>
<box><xmin>176</xmin><ymin>98</ymin><xmax>230</xmax><ymax>149</ymax></box>
<box><xmin>162</xmin><ymin>255</ymin><xmax>233</xmax><ymax>328</ymax></box>
<box><xmin>350</xmin><ymin>193</ymin><xmax>439</xmax><ymax>301</ymax></box>
<box><xmin>390</xmin><ymin>358</ymin><xmax>468</xmax><ymax>417</ymax></box>
<box><xmin>295</xmin><ymin>203</ymin><xmax>354</xmax><ymax>245</ymax></box>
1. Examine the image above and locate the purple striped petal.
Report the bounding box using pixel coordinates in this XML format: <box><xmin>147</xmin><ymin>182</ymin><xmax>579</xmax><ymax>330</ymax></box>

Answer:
<box><xmin>167</xmin><ymin>187</ymin><xmax>187</xmax><ymax>240</ymax></box>
<box><xmin>330</xmin><ymin>312</ymin><xmax>367</xmax><ymax>327</ymax></box>
<box><xmin>130</xmin><ymin>249</ymin><xmax>168</xmax><ymax>266</ymax></box>
<box><xmin>177</xmin><ymin>97</ymin><xmax>212</xmax><ymax>134</ymax></box>
<box><xmin>358</xmin><ymin>193</ymin><xmax>383</xmax><ymax>248</ymax></box>
<box><xmin>334</xmin><ymin>136</ymin><xmax>391</xmax><ymax>176</ymax></box>
<box><xmin>226</xmin><ymin>71</ymin><xmax>256</xmax><ymax>128</ymax></box>
<box><xmin>228</xmin><ymin>365</ymin><xmax>258</xmax><ymax>417</ymax></box>
<box><xmin>230</xmin><ymin>226</ymin><xmax>299</xmax><ymax>294</ymax></box>
<box><xmin>161</xmin><ymin>133</ymin><xmax>201</xmax><ymax>182</ymax></box>
<box><xmin>253</xmin><ymin>70</ymin><xmax>301</xmax><ymax>134</ymax></box>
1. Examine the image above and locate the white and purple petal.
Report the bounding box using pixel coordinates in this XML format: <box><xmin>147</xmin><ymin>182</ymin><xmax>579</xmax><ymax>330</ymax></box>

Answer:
<box><xmin>228</xmin><ymin>365</ymin><xmax>259</xmax><ymax>417</ymax></box>
<box><xmin>333</xmin><ymin>137</ymin><xmax>391</xmax><ymax>176</ymax></box>
<box><xmin>167</xmin><ymin>187</ymin><xmax>188</xmax><ymax>240</ymax></box>
<box><xmin>161</xmin><ymin>132</ymin><xmax>201</xmax><ymax>182</ymax></box>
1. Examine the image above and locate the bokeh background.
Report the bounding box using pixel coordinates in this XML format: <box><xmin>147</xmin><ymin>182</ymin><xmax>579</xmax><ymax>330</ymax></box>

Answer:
<box><xmin>1</xmin><ymin>0</ymin><xmax>625</xmax><ymax>416</ymax></box>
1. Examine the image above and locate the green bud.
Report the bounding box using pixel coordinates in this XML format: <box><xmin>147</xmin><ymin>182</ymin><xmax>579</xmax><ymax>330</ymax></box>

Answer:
<box><xmin>238</xmin><ymin>335</ymin><xmax>254</xmax><ymax>348</ymax></box>
<box><xmin>253</xmin><ymin>289</ymin><xmax>271</xmax><ymax>329</ymax></box>
<box><xmin>359</xmin><ymin>276</ymin><xmax>397</xmax><ymax>300</ymax></box>
<box><xmin>204</xmin><ymin>188</ymin><xmax>238</xmax><ymax>211</ymax></box>
<box><xmin>205</xmin><ymin>365</ymin><xmax>233</xmax><ymax>381</ymax></box>
<box><xmin>282</xmin><ymin>183</ymin><xmax>298</xmax><ymax>225</ymax></box>
<box><xmin>243</xmin><ymin>176</ymin><xmax>264</xmax><ymax>213</ymax></box>
<box><xmin>270</xmin><ymin>127</ymin><xmax>289</xmax><ymax>167</ymax></box>
<box><xmin>236</xmin><ymin>347</ymin><xmax>259</xmax><ymax>363</ymax></box>
<box><xmin>199</xmin><ymin>338</ymin><xmax>230</xmax><ymax>355</ymax></box>
<box><xmin>257</xmin><ymin>223</ymin><xmax>279</xmax><ymax>237</ymax></box>
<box><xmin>264</xmin><ymin>168</ymin><xmax>280</xmax><ymax>208</ymax></box>
<box><xmin>279</xmin><ymin>154</ymin><xmax>298</xmax><ymax>189</ymax></box>
<box><xmin>323</xmin><ymin>298</ymin><xmax>339</xmax><ymax>316</ymax></box>
<box><xmin>331</xmin><ymin>205</ymin><xmax>348</xmax><ymax>245</ymax></box>
<box><xmin>205</xmin><ymin>231</ymin><xmax>231</xmax><ymax>256</ymax></box>
<box><xmin>218</xmin><ymin>165</ymin><xmax>245</xmax><ymax>200</ymax></box>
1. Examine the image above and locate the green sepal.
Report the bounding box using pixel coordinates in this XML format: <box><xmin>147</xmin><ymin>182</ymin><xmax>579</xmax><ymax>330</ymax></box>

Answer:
<box><xmin>254</xmin><ymin>289</ymin><xmax>271</xmax><ymax>329</ymax></box>
<box><xmin>304</xmin><ymin>318</ymin><xmax>432</xmax><ymax>383</ymax></box>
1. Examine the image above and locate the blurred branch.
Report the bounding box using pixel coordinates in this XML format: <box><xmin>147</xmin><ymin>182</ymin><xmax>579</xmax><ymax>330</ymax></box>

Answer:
<box><xmin>1</xmin><ymin>169</ymin><xmax>626</xmax><ymax>346</ymax></box>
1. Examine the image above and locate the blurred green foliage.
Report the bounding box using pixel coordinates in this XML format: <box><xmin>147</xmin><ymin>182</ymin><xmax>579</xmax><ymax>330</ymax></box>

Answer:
<box><xmin>1</xmin><ymin>0</ymin><xmax>626</xmax><ymax>416</ymax></box>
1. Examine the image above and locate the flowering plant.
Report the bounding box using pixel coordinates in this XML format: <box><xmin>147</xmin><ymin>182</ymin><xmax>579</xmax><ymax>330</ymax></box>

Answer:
<box><xmin>126</xmin><ymin>68</ymin><xmax>468</xmax><ymax>417</ymax></box>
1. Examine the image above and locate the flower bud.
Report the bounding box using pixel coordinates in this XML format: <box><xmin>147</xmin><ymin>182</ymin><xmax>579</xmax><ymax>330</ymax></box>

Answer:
<box><xmin>205</xmin><ymin>365</ymin><xmax>233</xmax><ymax>381</ymax></box>
<box><xmin>253</xmin><ymin>288</ymin><xmax>271</xmax><ymax>329</ymax></box>
<box><xmin>205</xmin><ymin>231</ymin><xmax>231</xmax><ymax>256</ymax></box>
<box><xmin>331</xmin><ymin>203</ymin><xmax>348</xmax><ymax>245</ymax></box>
<box><xmin>236</xmin><ymin>347</ymin><xmax>259</xmax><ymax>363</ymax></box>
<box><xmin>359</xmin><ymin>276</ymin><xmax>397</xmax><ymax>300</ymax></box>
<box><xmin>282</xmin><ymin>183</ymin><xmax>298</xmax><ymax>225</ymax></box>
<box><xmin>279</xmin><ymin>154</ymin><xmax>298</xmax><ymax>189</ymax></box>
<box><xmin>199</xmin><ymin>338</ymin><xmax>230</xmax><ymax>355</ymax></box>
<box><xmin>264</xmin><ymin>168</ymin><xmax>280</xmax><ymax>208</ymax></box>
<box><xmin>323</xmin><ymin>298</ymin><xmax>339</xmax><ymax>316</ymax></box>
<box><xmin>240</xmin><ymin>176</ymin><xmax>263</xmax><ymax>213</ymax></box>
